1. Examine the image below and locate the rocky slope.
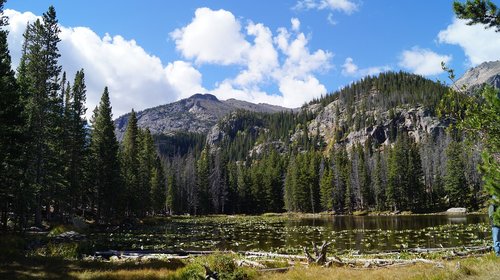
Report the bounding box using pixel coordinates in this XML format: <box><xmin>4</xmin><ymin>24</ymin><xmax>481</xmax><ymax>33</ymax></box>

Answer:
<box><xmin>302</xmin><ymin>63</ymin><xmax>500</xmax><ymax>152</ymax></box>
<box><xmin>455</xmin><ymin>60</ymin><xmax>500</xmax><ymax>90</ymax></box>
<box><xmin>307</xmin><ymin>101</ymin><xmax>449</xmax><ymax>150</ymax></box>
<box><xmin>114</xmin><ymin>93</ymin><xmax>291</xmax><ymax>140</ymax></box>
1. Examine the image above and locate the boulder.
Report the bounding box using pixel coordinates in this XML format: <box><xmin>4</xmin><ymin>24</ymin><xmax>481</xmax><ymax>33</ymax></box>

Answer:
<box><xmin>446</xmin><ymin>207</ymin><xmax>467</xmax><ymax>214</ymax></box>
<box><xmin>55</xmin><ymin>230</ymin><xmax>86</xmax><ymax>241</ymax></box>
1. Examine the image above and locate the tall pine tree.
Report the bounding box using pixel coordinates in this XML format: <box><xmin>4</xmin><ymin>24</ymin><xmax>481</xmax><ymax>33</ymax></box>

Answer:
<box><xmin>89</xmin><ymin>87</ymin><xmax>121</xmax><ymax>222</ymax></box>
<box><xmin>18</xmin><ymin>6</ymin><xmax>64</xmax><ymax>225</ymax></box>
<box><xmin>0</xmin><ymin>0</ymin><xmax>24</xmax><ymax>228</ymax></box>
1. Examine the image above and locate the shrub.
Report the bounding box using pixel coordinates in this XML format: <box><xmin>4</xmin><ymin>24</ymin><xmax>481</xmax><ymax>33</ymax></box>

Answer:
<box><xmin>32</xmin><ymin>241</ymin><xmax>93</xmax><ymax>260</ymax></box>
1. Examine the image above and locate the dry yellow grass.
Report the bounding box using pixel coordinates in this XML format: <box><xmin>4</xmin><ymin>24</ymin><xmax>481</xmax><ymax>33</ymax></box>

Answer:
<box><xmin>2</xmin><ymin>254</ymin><xmax>499</xmax><ymax>279</ymax></box>
<box><xmin>72</xmin><ymin>268</ymin><xmax>178</xmax><ymax>280</ymax></box>
<box><xmin>259</xmin><ymin>254</ymin><xmax>500</xmax><ymax>280</ymax></box>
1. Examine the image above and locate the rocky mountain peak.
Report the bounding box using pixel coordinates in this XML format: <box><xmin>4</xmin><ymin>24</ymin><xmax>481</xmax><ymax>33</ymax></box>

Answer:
<box><xmin>186</xmin><ymin>93</ymin><xmax>219</xmax><ymax>102</ymax></box>
<box><xmin>114</xmin><ymin>93</ymin><xmax>290</xmax><ymax>140</ymax></box>
<box><xmin>455</xmin><ymin>60</ymin><xmax>500</xmax><ymax>90</ymax></box>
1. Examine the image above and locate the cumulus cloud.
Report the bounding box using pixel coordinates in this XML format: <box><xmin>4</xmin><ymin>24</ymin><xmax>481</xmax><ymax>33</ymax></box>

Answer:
<box><xmin>295</xmin><ymin>0</ymin><xmax>358</xmax><ymax>14</ymax></box>
<box><xmin>4</xmin><ymin>9</ymin><xmax>204</xmax><ymax>118</ymax></box>
<box><xmin>342</xmin><ymin>57</ymin><xmax>358</xmax><ymax>75</ymax></box>
<box><xmin>341</xmin><ymin>57</ymin><xmax>390</xmax><ymax>77</ymax></box>
<box><xmin>438</xmin><ymin>17</ymin><xmax>500</xmax><ymax>66</ymax></box>
<box><xmin>5</xmin><ymin>7</ymin><xmax>331</xmax><ymax>115</ymax></box>
<box><xmin>170</xmin><ymin>7</ymin><xmax>250</xmax><ymax>65</ymax></box>
<box><xmin>398</xmin><ymin>47</ymin><xmax>451</xmax><ymax>76</ymax></box>
<box><xmin>172</xmin><ymin>8</ymin><xmax>332</xmax><ymax>108</ymax></box>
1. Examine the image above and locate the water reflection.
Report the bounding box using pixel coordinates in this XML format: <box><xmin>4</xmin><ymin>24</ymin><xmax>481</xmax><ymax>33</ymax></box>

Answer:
<box><xmin>91</xmin><ymin>214</ymin><xmax>490</xmax><ymax>254</ymax></box>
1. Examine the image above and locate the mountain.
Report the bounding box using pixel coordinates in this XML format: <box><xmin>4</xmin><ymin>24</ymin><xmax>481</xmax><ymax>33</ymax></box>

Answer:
<box><xmin>455</xmin><ymin>60</ymin><xmax>500</xmax><ymax>90</ymax></box>
<box><xmin>151</xmin><ymin>68</ymin><xmax>499</xmax><ymax>215</ymax></box>
<box><xmin>114</xmin><ymin>93</ymin><xmax>291</xmax><ymax>140</ymax></box>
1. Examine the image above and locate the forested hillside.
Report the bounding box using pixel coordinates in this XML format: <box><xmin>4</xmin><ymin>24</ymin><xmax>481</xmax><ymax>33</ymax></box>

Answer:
<box><xmin>161</xmin><ymin>71</ymin><xmax>486</xmax><ymax>215</ymax></box>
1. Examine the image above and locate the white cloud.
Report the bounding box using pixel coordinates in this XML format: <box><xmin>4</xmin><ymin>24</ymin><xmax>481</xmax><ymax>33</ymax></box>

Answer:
<box><xmin>174</xmin><ymin>7</ymin><xmax>332</xmax><ymax>108</ymax></box>
<box><xmin>295</xmin><ymin>0</ymin><xmax>358</xmax><ymax>14</ymax></box>
<box><xmin>233</xmin><ymin>22</ymin><xmax>278</xmax><ymax>87</ymax></box>
<box><xmin>291</xmin><ymin>18</ymin><xmax>301</xmax><ymax>32</ymax></box>
<box><xmin>165</xmin><ymin>61</ymin><xmax>206</xmax><ymax>100</ymax></box>
<box><xmin>5</xmin><ymin>9</ymin><xmax>204</xmax><ymax>118</ymax></box>
<box><xmin>278</xmin><ymin>75</ymin><xmax>327</xmax><ymax>107</ymax></box>
<box><xmin>5</xmin><ymin>7</ymin><xmax>332</xmax><ymax>115</ymax></box>
<box><xmin>276</xmin><ymin>29</ymin><xmax>332</xmax><ymax>79</ymax></box>
<box><xmin>398</xmin><ymin>47</ymin><xmax>451</xmax><ymax>76</ymax></box>
<box><xmin>341</xmin><ymin>57</ymin><xmax>390</xmax><ymax>77</ymax></box>
<box><xmin>327</xmin><ymin>13</ymin><xmax>337</xmax><ymax>25</ymax></box>
<box><xmin>170</xmin><ymin>7</ymin><xmax>250</xmax><ymax>65</ymax></box>
<box><xmin>342</xmin><ymin>57</ymin><xmax>358</xmax><ymax>75</ymax></box>
<box><xmin>438</xmin><ymin>18</ymin><xmax>500</xmax><ymax>66</ymax></box>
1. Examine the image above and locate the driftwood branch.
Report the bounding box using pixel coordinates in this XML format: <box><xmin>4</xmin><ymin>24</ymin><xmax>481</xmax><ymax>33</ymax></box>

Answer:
<box><xmin>303</xmin><ymin>241</ymin><xmax>332</xmax><ymax>265</ymax></box>
<box><xmin>91</xmin><ymin>245</ymin><xmax>490</xmax><ymax>270</ymax></box>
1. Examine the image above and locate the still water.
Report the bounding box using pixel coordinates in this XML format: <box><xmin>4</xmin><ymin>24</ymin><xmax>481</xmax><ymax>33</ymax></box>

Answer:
<box><xmin>92</xmin><ymin>214</ymin><xmax>490</xmax><ymax>254</ymax></box>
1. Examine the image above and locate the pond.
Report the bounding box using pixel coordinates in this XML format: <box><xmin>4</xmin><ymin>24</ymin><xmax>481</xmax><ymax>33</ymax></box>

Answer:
<box><xmin>90</xmin><ymin>214</ymin><xmax>490</xmax><ymax>254</ymax></box>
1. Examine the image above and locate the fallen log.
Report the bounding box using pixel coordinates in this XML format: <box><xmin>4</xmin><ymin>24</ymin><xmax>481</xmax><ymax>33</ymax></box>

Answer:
<box><xmin>236</xmin><ymin>259</ymin><xmax>266</xmax><ymax>268</ymax></box>
<box><xmin>94</xmin><ymin>249</ymin><xmax>234</xmax><ymax>259</ymax></box>
<box><xmin>258</xmin><ymin>267</ymin><xmax>292</xmax><ymax>273</ymax></box>
<box><xmin>241</xmin><ymin>251</ymin><xmax>307</xmax><ymax>260</ymax></box>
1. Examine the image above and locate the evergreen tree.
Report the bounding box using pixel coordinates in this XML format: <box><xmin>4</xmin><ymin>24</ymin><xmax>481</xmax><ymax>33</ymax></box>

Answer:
<box><xmin>150</xmin><ymin>156</ymin><xmax>166</xmax><ymax>214</ymax></box>
<box><xmin>138</xmin><ymin>128</ymin><xmax>156</xmax><ymax>214</ymax></box>
<box><xmin>66</xmin><ymin>69</ymin><xmax>88</xmax><ymax>215</ymax></box>
<box><xmin>166</xmin><ymin>169</ymin><xmax>177</xmax><ymax>214</ymax></box>
<box><xmin>454</xmin><ymin>0</ymin><xmax>500</xmax><ymax>32</ymax></box>
<box><xmin>197</xmin><ymin>148</ymin><xmax>211</xmax><ymax>214</ymax></box>
<box><xmin>319</xmin><ymin>160</ymin><xmax>334</xmax><ymax>211</ymax></box>
<box><xmin>358</xmin><ymin>144</ymin><xmax>371</xmax><ymax>210</ymax></box>
<box><xmin>284</xmin><ymin>154</ymin><xmax>298</xmax><ymax>212</ymax></box>
<box><xmin>236</xmin><ymin>163</ymin><xmax>251</xmax><ymax>213</ymax></box>
<box><xmin>0</xmin><ymin>0</ymin><xmax>24</xmax><ymax>228</ymax></box>
<box><xmin>372</xmin><ymin>151</ymin><xmax>386</xmax><ymax>211</ymax></box>
<box><xmin>452</xmin><ymin>1</ymin><xmax>500</xmax><ymax>222</ymax></box>
<box><xmin>18</xmin><ymin>6</ymin><xmax>64</xmax><ymax>225</ymax></box>
<box><xmin>250</xmin><ymin>159</ymin><xmax>265</xmax><ymax>213</ymax></box>
<box><xmin>264</xmin><ymin>150</ymin><xmax>284</xmax><ymax>212</ymax></box>
<box><xmin>120</xmin><ymin>110</ymin><xmax>141</xmax><ymax>217</ymax></box>
<box><xmin>462</xmin><ymin>86</ymin><xmax>500</xmax><ymax>223</ymax></box>
<box><xmin>444</xmin><ymin>140</ymin><xmax>468</xmax><ymax>207</ymax></box>
<box><xmin>408</xmin><ymin>140</ymin><xmax>425</xmax><ymax>212</ymax></box>
<box><xmin>307</xmin><ymin>152</ymin><xmax>321</xmax><ymax>213</ymax></box>
<box><xmin>332</xmin><ymin>147</ymin><xmax>348</xmax><ymax>213</ymax></box>
<box><xmin>89</xmin><ymin>87</ymin><xmax>121</xmax><ymax>222</ymax></box>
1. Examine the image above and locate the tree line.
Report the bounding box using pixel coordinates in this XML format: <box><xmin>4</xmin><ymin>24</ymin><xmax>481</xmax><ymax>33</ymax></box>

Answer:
<box><xmin>163</xmin><ymin>122</ymin><xmax>483</xmax><ymax>215</ymax></box>
<box><xmin>0</xmin><ymin>4</ymin><xmax>166</xmax><ymax>229</ymax></box>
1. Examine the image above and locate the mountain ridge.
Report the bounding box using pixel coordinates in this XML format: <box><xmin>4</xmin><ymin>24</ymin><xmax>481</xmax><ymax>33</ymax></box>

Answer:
<box><xmin>455</xmin><ymin>60</ymin><xmax>500</xmax><ymax>90</ymax></box>
<box><xmin>114</xmin><ymin>93</ymin><xmax>292</xmax><ymax>140</ymax></box>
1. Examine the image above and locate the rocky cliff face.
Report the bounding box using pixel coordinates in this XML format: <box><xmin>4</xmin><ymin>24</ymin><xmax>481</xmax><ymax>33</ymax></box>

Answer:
<box><xmin>307</xmin><ymin>101</ymin><xmax>449</xmax><ymax>150</ymax></box>
<box><xmin>455</xmin><ymin>60</ymin><xmax>500</xmax><ymax>90</ymax></box>
<box><xmin>114</xmin><ymin>93</ymin><xmax>290</xmax><ymax>140</ymax></box>
<box><xmin>299</xmin><ymin>62</ymin><xmax>500</xmax><ymax>152</ymax></box>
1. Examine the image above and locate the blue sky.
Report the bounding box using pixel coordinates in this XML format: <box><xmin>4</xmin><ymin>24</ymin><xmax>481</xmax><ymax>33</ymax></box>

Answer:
<box><xmin>4</xmin><ymin>0</ymin><xmax>500</xmax><ymax>118</ymax></box>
